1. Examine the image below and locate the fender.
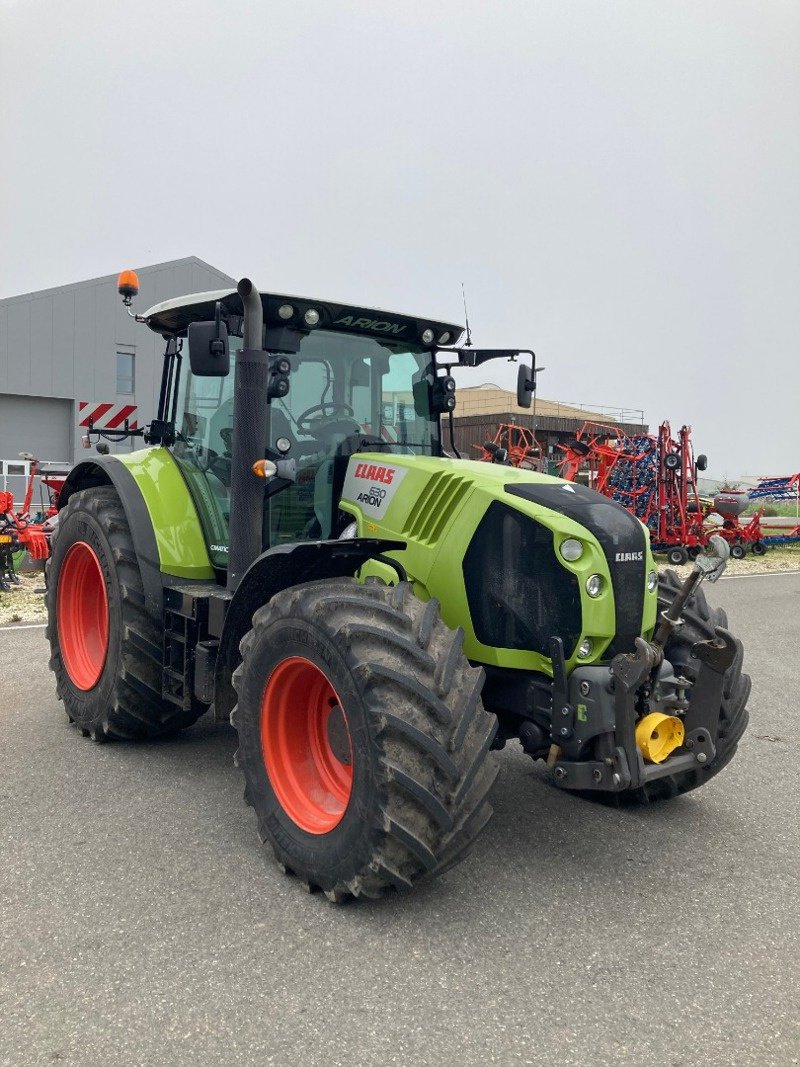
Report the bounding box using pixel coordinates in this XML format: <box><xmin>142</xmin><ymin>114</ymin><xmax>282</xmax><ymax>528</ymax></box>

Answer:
<box><xmin>59</xmin><ymin>450</ymin><xmax>215</xmax><ymax>621</ymax></box>
<box><xmin>59</xmin><ymin>458</ymin><xmax>165</xmax><ymax>620</ymax></box>
<box><xmin>211</xmin><ymin>537</ymin><xmax>405</xmax><ymax>722</ymax></box>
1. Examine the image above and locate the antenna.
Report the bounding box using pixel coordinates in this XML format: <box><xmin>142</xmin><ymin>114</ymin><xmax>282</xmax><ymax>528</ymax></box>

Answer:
<box><xmin>461</xmin><ymin>282</ymin><xmax>472</xmax><ymax>347</ymax></box>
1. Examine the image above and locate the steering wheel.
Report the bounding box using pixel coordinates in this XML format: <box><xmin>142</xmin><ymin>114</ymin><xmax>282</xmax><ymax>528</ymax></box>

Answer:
<box><xmin>297</xmin><ymin>401</ymin><xmax>356</xmax><ymax>435</ymax></box>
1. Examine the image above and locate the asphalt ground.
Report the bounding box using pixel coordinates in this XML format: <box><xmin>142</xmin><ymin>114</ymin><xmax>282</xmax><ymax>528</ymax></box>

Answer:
<box><xmin>1</xmin><ymin>573</ymin><xmax>798</xmax><ymax>1067</ymax></box>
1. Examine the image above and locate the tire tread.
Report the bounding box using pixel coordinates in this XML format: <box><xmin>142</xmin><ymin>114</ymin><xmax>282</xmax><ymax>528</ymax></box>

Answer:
<box><xmin>231</xmin><ymin>577</ymin><xmax>497</xmax><ymax>901</ymax></box>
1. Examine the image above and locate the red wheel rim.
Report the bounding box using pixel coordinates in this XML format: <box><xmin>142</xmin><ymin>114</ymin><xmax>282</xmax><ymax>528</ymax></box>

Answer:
<box><xmin>57</xmin><ymin>541</ymin><xmax>109</xmax><ymax>690</ymax></box>
<box><xmin>260</xmin><ymin>657</ymin><xmax>354</xmax><ymax>834</ymax></box>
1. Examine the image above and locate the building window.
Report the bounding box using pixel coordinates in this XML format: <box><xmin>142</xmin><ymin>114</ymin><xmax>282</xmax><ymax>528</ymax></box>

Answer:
<box><xmin>116</xmin><ymin>351</ymin><xmax>135</xmax><ymax>395</ymax></box>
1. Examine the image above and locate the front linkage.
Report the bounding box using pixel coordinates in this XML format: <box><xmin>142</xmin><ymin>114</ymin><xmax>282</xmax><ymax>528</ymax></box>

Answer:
<box><xmin>548</xmin><ymin>536</ymin><xmax>736</xmax><ymax>793</ymax></box>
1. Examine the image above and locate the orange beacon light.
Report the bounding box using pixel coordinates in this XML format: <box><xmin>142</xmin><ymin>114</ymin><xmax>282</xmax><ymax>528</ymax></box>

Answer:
<box><xmin>117</xmin><ymin>269</ymin><xmax>140</xmax><ymax>305</ymax></box>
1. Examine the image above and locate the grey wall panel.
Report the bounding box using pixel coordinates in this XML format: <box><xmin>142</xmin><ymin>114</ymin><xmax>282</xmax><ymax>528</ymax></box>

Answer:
<box><xmin>51</xmin><ymin>291</ymin><xmax>75</xmax><ymax>397</ymax></box>
<box><xmin>0</xmin><ymin>395</ymin><xmax>72</xmax><ymax>463</ymax></box>
<box><xmin>0</xmin><ymin>306</ymin><xmax>7</xmax><ymax>390</ymax></box>
<box><xmin>192</xmin><ymin>260</ymin><xmax>233</xmax><ymax>293</ymax></box>
<box><xmin>29</xmin><ymin>296</ymin><xmax>53</xmax><ymax>396</ymax></box>
<box><xmin>92</xmin><ymin>279</ymin><xmax>116</xmax><ymax>403</ymax></box>
<box><xmin>73</xmin><ymin>285</ymin><xmax>96</xmax><ymax>404</ymax></box>
<box><xmin>6</xmin><ymin>301</ymin><xmax>31</xmax><ymax>394</ymax></box>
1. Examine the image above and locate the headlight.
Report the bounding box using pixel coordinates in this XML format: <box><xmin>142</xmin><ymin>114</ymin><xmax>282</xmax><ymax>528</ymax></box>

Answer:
<box><xmin>586</xmin><ymin>574</ymin><xmax>603</xmax><ymax>598</ymax></box>
<box><xmin>577</xmin><ymin>637</ymin><xmax>594</xmax><ymax>659</ymax></box>
<box><xmin>560</xmin><ymin>538</ymin><xmax>583</xmax><ymax>562</ymax></box>
<box><xmin>647</xmin><ymin>569</ymin><xmax>658</xmax><ymax>592</ymax></box>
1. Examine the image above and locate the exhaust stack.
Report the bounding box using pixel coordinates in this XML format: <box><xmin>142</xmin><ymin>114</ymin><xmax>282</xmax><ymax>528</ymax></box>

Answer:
<box><xmin>227</xmin><ymin>278</ymin><xmax>269</xmax><ymax>592</ymax></box>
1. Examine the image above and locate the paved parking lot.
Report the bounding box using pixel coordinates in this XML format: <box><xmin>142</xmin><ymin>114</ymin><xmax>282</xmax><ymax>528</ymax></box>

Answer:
<box><xmin>1</xmin><ymin>574</ymin><xmax>798</xmax><ymax>1066</ymax></box>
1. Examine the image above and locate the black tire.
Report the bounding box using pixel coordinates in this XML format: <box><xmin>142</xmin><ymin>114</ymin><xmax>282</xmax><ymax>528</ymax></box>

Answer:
<box><xmin>665</xmin><ymin>453</ymin><xmax>680</xmax><ymax>470</ymax></box>
<box><xmin>46</xmin><ymin>487</ymin><xmax>203</xmax><ymax>741</ymax></box>
<box><xmin>231</xmin><ymin>578</ymin><xmax>498</xmax><ymax>901</ymax></box>
<box><xmin>752</xmin><ymin>541</ymin><xmax>766</xmax><ymax>556</ymax></box>
<box><xmin>618</xmin><ymin>569</ymin><xmax>750</xmax><ymax>802</ymax></box>
<box><xmin>667</xmin><ymin>546</ymin><xmax>689</xmax><ymax>566</ymax></box>
<box><xmin>730</xmin><ymin>543</ymin><xmax>746</xmax><ymax>559</ymax></box>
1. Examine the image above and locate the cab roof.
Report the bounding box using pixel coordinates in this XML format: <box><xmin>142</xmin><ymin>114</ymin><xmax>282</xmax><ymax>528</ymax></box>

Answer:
<box><xmin>142</xmin><ymin>288</ymin><xmax>464</xmax><ymax>348</ymax></box>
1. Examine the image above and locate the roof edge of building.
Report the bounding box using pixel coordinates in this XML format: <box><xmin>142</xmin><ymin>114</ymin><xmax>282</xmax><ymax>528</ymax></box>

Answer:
<box><xmin>0</xmin><ymin>256</ymin><xmax>236</xmax><ymax>305</ymax></box>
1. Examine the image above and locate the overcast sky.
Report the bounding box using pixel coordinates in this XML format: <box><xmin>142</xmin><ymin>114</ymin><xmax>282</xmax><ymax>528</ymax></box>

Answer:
<box><xmin>1</xmin><ymin>0</ymin><xmax>797</xmax><ymax>479</ymax></box>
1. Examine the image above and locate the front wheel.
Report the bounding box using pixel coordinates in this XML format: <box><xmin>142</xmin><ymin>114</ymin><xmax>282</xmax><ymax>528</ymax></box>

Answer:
<box><xmin>231</xmin><ymin>579</ymin><xmax>498</xmax><ymax>901</ymax></box>
<box><xmin>730</xmin><ymin>543</ymin><xmax>747</xmax><ymax>559</ymax></box>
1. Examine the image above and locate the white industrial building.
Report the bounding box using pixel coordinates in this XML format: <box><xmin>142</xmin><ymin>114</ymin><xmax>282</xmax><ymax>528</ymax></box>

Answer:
<box><xmin>0</xmin><ymin>257</ymin><xmax>233</xmax><ymax>503</ymax></box>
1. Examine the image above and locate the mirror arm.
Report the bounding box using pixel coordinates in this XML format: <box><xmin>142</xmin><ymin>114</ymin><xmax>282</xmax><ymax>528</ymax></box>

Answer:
<box><xmin>436</xmin><ymin>346</ymin><xmax>536</xmax><ymax>368</ymax></box>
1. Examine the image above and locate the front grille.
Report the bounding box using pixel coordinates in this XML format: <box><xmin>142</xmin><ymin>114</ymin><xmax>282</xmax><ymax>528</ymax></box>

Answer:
<box><xmin>463</xmin><ymin>502</ymin><xmax>582</xmax><ymax>656</ymax></box>
<box><xmin>505</xmin><ymin>480</ymin><xmax>647</xmax><ymax>656</ymax></box>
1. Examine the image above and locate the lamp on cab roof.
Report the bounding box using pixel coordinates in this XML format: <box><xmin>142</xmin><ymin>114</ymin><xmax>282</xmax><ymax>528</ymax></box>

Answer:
<box><xmin>117</xmin><ymin>269</ymin><xmax>140</xmax><ymax>306</ymax></box>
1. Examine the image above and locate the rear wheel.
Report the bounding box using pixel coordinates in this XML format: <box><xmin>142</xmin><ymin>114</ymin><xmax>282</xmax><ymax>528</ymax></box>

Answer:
<box><xmin>752</xmin><ymin>541</ymin><xmax>766</xmax><ymax>556</ymax></box>
<box><xmin>46</xmin><ymin>487</ymin><xmax>203</xmax><ymax>740</ymax></box>
<box><xmin>231</xmin><ymin>578</ymin><xmax>498</xmax><ymax>901</ymax></box>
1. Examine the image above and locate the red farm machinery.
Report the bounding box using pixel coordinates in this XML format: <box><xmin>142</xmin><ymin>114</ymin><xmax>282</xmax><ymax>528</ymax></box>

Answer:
<box><xmin>746</xmin><ymin>474</ymin><xmax>800</xmax><ymax>548</ymax></box>
<box><xmin>557</xmin><ymin>422</ymin><xmax>708</xmax><ymax>565</ymax></box>
<box><xmin>0</xmin><ymin>455</ymin><xmax>61</xmax><ymax>588</ymax></box>
<box><xmin>474</xmin><ymin>423</ymin><xmax>545</xmax><ymax>471</ymax></box>
<box><xmin>707</xmin><ymin>492</ymin><xmax>768</xmax><ymax>559</ymax></box>
<box><xmin>556</xmin><ymin>428</ymin><xmax>800</xmax><ymax>559</ymax></box>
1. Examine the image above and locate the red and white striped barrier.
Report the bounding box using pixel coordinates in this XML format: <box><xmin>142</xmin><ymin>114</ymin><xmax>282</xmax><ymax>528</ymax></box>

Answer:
<box><xmin>79</xmin><ymin>402</ymin><xmax>139</xmax><ymax>430</ymax></box>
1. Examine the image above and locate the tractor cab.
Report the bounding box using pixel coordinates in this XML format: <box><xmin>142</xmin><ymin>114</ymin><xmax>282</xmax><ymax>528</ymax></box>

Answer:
<box><xmin>139</xmin><ymin>286</ymin><xmax>464</xmax><ymax>571</ymax></box>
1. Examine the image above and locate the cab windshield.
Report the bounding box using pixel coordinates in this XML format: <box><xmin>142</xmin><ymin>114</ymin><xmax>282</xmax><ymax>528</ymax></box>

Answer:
<box><xmin>174</xmin><ymin>329</ymin><xmax>439</xmax><ymax>566</ymax></box>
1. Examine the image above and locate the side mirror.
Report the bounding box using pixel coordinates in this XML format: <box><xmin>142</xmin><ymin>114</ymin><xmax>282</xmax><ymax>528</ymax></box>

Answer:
<box><xmin>412</xmin><ymin>378</ymin><xmax>430</xmax><ymax>417</ymax></box>
<box><xmin>187</xmin><ymin>318</ymin><xmax>230</xmax><ymax>377</ymax></box>
<box><xmin>517</xmin><ymin>363</ymin><xmax>534</xmax><ymax>408</ymax></box>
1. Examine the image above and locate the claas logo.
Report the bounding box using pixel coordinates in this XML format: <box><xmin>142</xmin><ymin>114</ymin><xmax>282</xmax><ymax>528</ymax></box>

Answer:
<box><xmin>353</xmin><ymin>463</ymin><xmax>395</xmax><ymax>485</ymax></box>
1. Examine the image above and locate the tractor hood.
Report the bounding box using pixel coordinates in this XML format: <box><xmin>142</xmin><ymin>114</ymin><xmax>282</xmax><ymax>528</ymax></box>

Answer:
<box><xmin>339</xmin><ymin>454</ymin><xmax>658</xmax><ymax>674</ymax></box>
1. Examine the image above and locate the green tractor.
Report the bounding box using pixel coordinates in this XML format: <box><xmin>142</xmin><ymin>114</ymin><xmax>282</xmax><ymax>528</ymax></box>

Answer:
<box><xmin>46</xmin><ymin>272</ymin><xmax>749</xmax><ymax>902</ymax></box>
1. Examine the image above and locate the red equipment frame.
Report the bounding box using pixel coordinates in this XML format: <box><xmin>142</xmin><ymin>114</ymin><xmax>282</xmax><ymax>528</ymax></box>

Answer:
<box><xmin>475</xmin><ymin>423</ymin><xmax>545</xmax><ymax>470</ymax></box>
<box><xmin>0</xmin><ymin>457</ymin><xmax>58</xmax><ymax>585</ymax></box>
<box><xmin>559</xmin><ymin>421</ymin><xmax>706</xmax><ymax>556</ymax></box>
